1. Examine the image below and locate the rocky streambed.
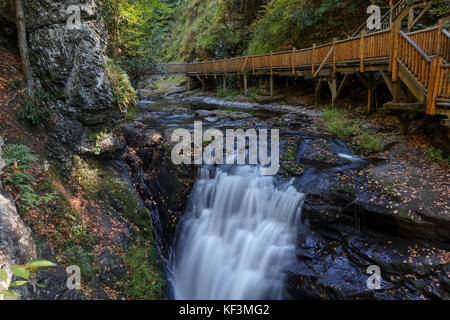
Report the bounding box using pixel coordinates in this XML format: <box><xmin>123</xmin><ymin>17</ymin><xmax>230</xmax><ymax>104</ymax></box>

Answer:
<box><xmin>117</xmin><ymin>94</ymin><xmax>450</xmax><ymax>300</ymax></box>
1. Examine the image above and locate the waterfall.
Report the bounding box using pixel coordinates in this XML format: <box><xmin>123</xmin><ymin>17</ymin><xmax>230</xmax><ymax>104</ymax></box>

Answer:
<box><xmin>169</xmin><ymin>165</ymin><xmax>305</xmax><ymax>300</ymax></box>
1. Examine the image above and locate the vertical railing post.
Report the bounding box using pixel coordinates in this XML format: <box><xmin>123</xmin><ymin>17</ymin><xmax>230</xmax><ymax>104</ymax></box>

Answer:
<box><xmin>427</xmin><ymin>57</ymin><xmax>443</xmax><ymax>115</ymax></box>
<box><xmin>312</xmin><ymin>43</ymin><xmax>316</xmax><ymax>75</ymax></box>
<box><xmin>333</xmin><ymin>38</ymin><xmax>337</xmax><ymax>75</ymax></box>
<box><xmin>252</xmin><ymin>54</ymin><xmax>255</xmax><ymax>75</ymax></box>
<box><xmin>270</xmin><ymin>52</ymin><xmax>273</xmax><ymax>97</ymax></box>
<box><xmin>360</xmin><ymin>30</ymin><xmax>365</xmax><ymax>73</ymax></box>
<box><xmin>292</xmin><ymin>47</ymin><xmax>296</xmax><ymax>75</ymax></box>
<box><xmin>392</xmin><ymin>22</ymin><xmax>401</xmax><ymax>81</ymax></box>
<box><xmin>436</xmin><ymin>19</ymin><xmax>444</xmax><ymax>57</ymax></box>
<box><xmin>270</xmin><ymin>51</ymin><xmax>273</xmax><ymax>75</ymax></box>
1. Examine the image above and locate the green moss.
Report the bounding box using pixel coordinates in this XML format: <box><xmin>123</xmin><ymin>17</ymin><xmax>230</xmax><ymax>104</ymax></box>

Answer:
<box><xmin>282</xmin><ymin>145</ymin><xmax>297</xmax><ymax>161</ymax></box>
<box><xmin>121</xmin><ymin>244</ymin><xmax>165</xmax><ymax>300</ymax></box>
<box><xmin>315</xmin><ymin>153</ymin><xmax>334</xmax><ymax>162</ymax></box>
<box><xmin>331</xmin><ymin>184</ymin><xmax>356</xmax><ymax>195</ymax></box>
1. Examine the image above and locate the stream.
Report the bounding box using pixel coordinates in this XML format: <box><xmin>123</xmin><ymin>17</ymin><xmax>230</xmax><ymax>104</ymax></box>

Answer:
<box><xmin>124</xmin><ymin>97</ymin><xmax>449</xmax><ymax>301</ymax></box>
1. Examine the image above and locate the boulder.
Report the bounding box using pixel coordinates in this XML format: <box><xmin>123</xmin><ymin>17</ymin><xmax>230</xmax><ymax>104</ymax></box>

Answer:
<box><xmin>0</xmin><ymin>138</ymin><xmax>37</xmax><ymax>300</ymax></box>
<box><xmin>0</xmin><ymin>1</ymin><xmax>122</xmax><ymax>172</ymax></box>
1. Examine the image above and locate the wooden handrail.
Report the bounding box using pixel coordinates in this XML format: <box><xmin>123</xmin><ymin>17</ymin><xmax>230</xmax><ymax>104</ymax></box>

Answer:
<box><xmin>443</xmin><ymin>29</ymin><xmax>450</xmax><ymax>39</ymax></box>
<box><xmin>399</xmin><ymin>30</ymin><xmax>431</xmax><ymax>62</ymax></box>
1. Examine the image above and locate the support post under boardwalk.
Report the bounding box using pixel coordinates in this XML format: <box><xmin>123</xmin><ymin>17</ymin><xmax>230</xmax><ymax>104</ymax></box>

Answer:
<box><xmin>393</xmin><ymin>81</ymin><xmax>401</xmax><ymax>103</ymax></box>
<box><xmin>202</xmin><ymin>77</ymin><xmax>206</xmax><ymax>92</ymax></box>
<box><xmin>223</xmin><ymin>76</ymin><xmax>226</xmax><ymax>91</ymax></box>
<box><xmin>270</xmin><ymin>74</ymin><xmax>274</xmax><ymax>97</ymax></box>
<box><xmin>328</xmin><ymin>78</ymin><xmax>337</xmax><ymax>108</ymax></box>
<box><xmin>243</xmin><ymin>74</ymin><xmax>248</xmax><ymax>95</ymax></box>
<box><xmin>368</xmin><ymin>87</ymin><xmax>375</xmax><ymax>114</ymax></box>
<box><xmin>315</xmin><ymin>80</ymin><xmax>322</xmax><ymax>107</ymax></box>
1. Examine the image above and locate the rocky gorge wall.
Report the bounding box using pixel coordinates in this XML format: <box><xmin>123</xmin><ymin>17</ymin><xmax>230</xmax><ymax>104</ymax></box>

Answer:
<box><xmin>0</xmin><ymin>0</ymin><xmax>121</xmax><ymax>171</ymax></box>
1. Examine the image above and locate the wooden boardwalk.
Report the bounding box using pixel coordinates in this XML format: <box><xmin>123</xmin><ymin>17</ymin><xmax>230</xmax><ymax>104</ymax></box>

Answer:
<box><xmin>161</xmin><ymin>0</ymin><xmax>450</xmax><ymax>127</ymax></box>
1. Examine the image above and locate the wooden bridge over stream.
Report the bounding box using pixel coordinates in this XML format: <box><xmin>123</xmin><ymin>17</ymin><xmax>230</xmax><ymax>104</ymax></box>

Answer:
<box><xmin>161</xmin><ymin>0</ymin><xmax>450</xmax><ymax>131</ymax></box>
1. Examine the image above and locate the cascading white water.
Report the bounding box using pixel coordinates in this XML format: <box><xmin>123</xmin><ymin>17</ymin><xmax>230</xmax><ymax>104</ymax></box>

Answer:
<box><xmin>169</xmin><ymin>165</ymin><xmax>305</xmax><ymax>300</ymax></box>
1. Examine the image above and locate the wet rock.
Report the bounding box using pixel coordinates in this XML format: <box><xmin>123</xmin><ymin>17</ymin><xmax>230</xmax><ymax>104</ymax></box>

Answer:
<box><xmin>195</xmin><ymin>109</ymin><xmax>252</xmax><ymax>120</ymax></box>
<box><xmin>204</xmin><ymin>117</ymin><xmax>219</xmax><ymax>123</ymax></box>
<box><xmin>166</xmin><ymin>86</ymin><xmax>187</xmax><ymax>95</ymax></box>
<box><xmin>122</xmin><ymin>122</ymin><xmax>163</xmax><ymax>148</ymax></box>
<box><xmin>254</xmin><ymin>95</ymin><xmax>285</xmax><ymax>104</ymax></box>
<box><xmin>0</xmin><ymin>191</ymin><xmax>37</xmax><ymax>300</ymax></box>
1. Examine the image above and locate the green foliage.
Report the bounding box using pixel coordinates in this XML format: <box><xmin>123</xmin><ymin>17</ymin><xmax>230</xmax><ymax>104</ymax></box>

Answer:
<box><xmin>100</xmin><ymin>0</ymin><xmax>174</xmax><ymax>80</ymax></box>
<box><xmin>71</xmin><ymin>156</ymin><xmax>101</xmax><ymax>196</ymax></box>
<box><xmin>162</xmin><ymin>0</ymin><xmax>264</xmax><ymax>61</ymax></box>
<box><xmin>161</xmin><ymin>0</ymin><xmax>368</xmax><ymax>60</ymax></box>
<box><xmin>216</xmin><ymin>87</ymin><xmax>240</xmax><ymax>100</ymax></box>
<box><xmin>17</xmin><ymin>91</ymin><xmax>54</xmax><ymax>125</ymax></box>
<box><xmin>322</xmin><ymin>108</ymin><xmax>354</xmax><ymax>139</ymax></box>
<box><xmin>122</xmin><ymin>245</ymin><xmax>165</xmax><ymax>300</ymax></box>
<box><xmin>0</xmin><ymin>259</ymin><xmax>56</xmax><ymax>297</ymax></box>
<box><xmin>247</xmin><ymin>88</ymin><xmax>260</xmax><ymax>103</ymax></box>
<box><xmin>88</xmin><ymin>130</ymin><xmax>111</xmax><ymax>155</ymax></box>
<box><xmin>426</xmin><ymin>147</ymin><xmax>450</xmax><ymax>165</ymax></box>
<box><xmin>2</xmin><ymin>144</ymin><xmax>38</xmax><ymax>168</ymax></box>
<box><xmin>322</xmin><ymin>108</ymin><xmax>383</xmax><ymax>154</ymax></box>
<box><xmin>105</xmin><ymin>61</ymin><xmax>137</xmax><ymax>114</ymax></box>
<box><xmin>247</xmin><ymin>0</ymin><xmax>368</xmax><ymax>54</ymax></box>
<box><xmin>17</xmin><ymin>100</ymin><xmax>44</xmax><ymax>125</ymax></box>
<box><xmin>2</xmin><ymin>144</ymin><xmax>57</xmax><ymax>210</ymax></box>
<box><xmin>7</xmin><ymin>79</ymin><xmax>21</xmax><ymax>90</ymax></box>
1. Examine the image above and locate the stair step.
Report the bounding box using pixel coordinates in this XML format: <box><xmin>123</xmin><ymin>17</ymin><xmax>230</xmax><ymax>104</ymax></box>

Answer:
<box><xmin>381</xmin><ymin>102</ymin><xmax>426</xmax><ymax>112</ymax></box>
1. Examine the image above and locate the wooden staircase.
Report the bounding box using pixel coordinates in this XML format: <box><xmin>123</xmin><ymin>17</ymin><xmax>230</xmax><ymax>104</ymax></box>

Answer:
<box><xmin>382</xmin><ymin>19</ymin><xmax>450</xmax><ymax>128</ymax></box>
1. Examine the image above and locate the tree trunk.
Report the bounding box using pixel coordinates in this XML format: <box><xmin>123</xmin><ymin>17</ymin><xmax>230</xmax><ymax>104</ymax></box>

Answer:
<box><xmin>15</xmin><ymin>0</ymin><xmax>34</xmax><ymax>96</ymax></box>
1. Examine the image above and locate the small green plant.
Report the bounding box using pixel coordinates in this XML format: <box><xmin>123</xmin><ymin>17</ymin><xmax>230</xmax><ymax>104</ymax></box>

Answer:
<box><xmin>71</xmin><ymin>156</ymin><xmax>101</xmax><ymax>195</ymax></box>
<box><xmin>2</xmin><ymin>144</ymin><xmax>38</xmax><ymax>167</ymax></box>
<box><xmin>322</xmin><ymin>108</ymin><xmax>354</xmax><ymax>139</ymax></box>
<box><xmin>88</xmin><ymin>131</ymin><xmax>110</xmax><ymax>155</ymax></box>
<box><xmin>17</xmin><ymin>100</ymin><xmax>44</xmax><ymax>125</ymax></box>
<box><xmin>0</xmin><ymin>259</ymin><xmax>56</xmax><ymax>297</ymax></box>
<box><xmin>322</xmin><ymin>108</ymin><xmax>384</xmax><ymax>154</ymax></box>
<box><xmin>217</xmin><ymin>87</ymin><xmax>240</xmax><ymax>100</ymax></box>
<box><xmin>2</xmin><ymin>144</ymin><xmax>56</xmax><ymax>210</ymax></box>
<box><xmin>7</xmin><ymin>79</ymin><xmax>21</xmax><ymax>90</ymax></box>
<box><xmin>34</xmin><ymin>90</ymin><xmax>55</xmax><ymax>103</ymax></box>
<box><xmin>247</xmin><ymin>88</ymin><xmax>260</xmax><ymax>103</ymax></box>
<box><xmin>426</xmin><ymin>147</ymin><xmax>450</xmax><ymax>165</ymax></box>
<box><xmin>106</xmin><ymin>61</ymin><xmax>137</xmax><ymax>113</ymax></box>
<box><xmin>358</xmin><ymin>132</ymin><xmax>384</xmax><ymax>153</ymax></box>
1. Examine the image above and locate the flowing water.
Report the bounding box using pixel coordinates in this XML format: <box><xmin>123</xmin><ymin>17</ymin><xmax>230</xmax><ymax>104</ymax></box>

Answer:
<box><xmin>169</xmin><ymin>165</ymin><xmax>305</xmax><ymax>300</ymax></box>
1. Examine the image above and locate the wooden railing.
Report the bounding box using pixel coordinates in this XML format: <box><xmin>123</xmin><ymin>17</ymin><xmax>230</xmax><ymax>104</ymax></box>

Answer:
<box><xmin>437</xmin><ymin>63</ymin><xmax>450</xmax><ymax>99</ymax></box>
<box><xmin>162</xmin><ymin>21</ymin><xmax>449</xmax><ymax>115</ymax></box>
<box><xmin>397</xmin><ymin>30</ymin><xmax>432</xmax><ymax>89</ymax></box>
<box><xmin>165</xmin><ymin>24</ymin><xmax>448</xmax><ymax>76</ymax></box>
<box><xmin>165</xmin><ymin>29</ymin><xmax>393</xmax><ymax>75</ymax></box>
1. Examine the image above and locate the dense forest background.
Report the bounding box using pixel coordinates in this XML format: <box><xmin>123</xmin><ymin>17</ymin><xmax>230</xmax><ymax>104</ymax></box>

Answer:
<box><xmin>101</xmin><ymin>0</ymin><xmax>448</xmax><ymax>80</ymax></box>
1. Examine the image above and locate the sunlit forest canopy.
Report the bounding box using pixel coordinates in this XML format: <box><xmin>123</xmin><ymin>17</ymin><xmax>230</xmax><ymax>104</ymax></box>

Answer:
<box><xmin>99</xmin><ymin>0</ymin><xmax>448</xmax><ymax>67</ymax></box>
